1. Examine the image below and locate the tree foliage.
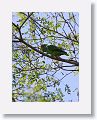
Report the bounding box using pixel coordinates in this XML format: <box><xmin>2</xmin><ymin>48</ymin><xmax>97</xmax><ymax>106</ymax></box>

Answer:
<box><xmin>12</xmin><ymin>12</ymin><xmax>79</xmax><ymax>102</ymax></box>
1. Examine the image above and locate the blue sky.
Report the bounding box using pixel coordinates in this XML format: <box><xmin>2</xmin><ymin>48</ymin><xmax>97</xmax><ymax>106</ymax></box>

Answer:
<box><xmin>12</xmin><ymin>12</ymin><xmax>79</xmax><ymax>102</ymax></box>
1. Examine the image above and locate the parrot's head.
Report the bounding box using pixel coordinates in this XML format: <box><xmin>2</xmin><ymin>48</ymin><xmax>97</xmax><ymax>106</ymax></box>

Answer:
<box><xmin>41</xmin><ymin>44</ymin><xmax>48</xmax><ymax>52</ymax></box>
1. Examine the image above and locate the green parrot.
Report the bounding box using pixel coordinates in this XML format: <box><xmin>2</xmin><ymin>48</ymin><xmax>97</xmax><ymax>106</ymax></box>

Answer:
<box><xmin>41</xmin><ymin>44</ymin><xmax>69</xmax><ymax>57</ymax></box>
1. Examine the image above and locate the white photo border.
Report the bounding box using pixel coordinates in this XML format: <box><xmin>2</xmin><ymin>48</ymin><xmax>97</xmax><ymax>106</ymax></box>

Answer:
<box><xmin>0</xmin><ymin>0</ymin><xmax>91</xmax><ymax>114</ymax></box>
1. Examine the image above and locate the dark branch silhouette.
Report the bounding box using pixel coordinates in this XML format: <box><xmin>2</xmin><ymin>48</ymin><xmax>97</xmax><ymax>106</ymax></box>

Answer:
<box><xmin>12</xmin><ymin>22</ymin><xmax>79</xmax><ymax>66</ymax></box>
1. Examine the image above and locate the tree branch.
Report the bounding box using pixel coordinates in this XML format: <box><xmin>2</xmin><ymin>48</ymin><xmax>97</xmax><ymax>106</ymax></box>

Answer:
<box><xmin>15</xmin><ymin>36</ymin><xmax>79</xmax><ymax>66</ymax></box>
<box><xmin>21</xmin><ymin>12</ymin><xmax>78</xmax><ymax>43</ymax></box>
<box><xmin>20</xmin><ymin>12</ymin><xmax>33</xmax><ymax>29</ymax></box>
<box><xmin>12</xmin><ymin>22</ymin><xmax>79</xmax><ymax>66</ymax></box>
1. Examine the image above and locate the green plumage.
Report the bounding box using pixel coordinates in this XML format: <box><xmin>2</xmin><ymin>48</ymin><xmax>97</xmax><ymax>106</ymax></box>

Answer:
<box><xmin>41</xmin><ymin>44</ymin><xmax>69</xmax><ymax>56</ymax></box>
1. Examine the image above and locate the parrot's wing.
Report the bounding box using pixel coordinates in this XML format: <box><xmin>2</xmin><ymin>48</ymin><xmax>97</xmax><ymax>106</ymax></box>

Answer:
<box><xmin>48</xmin><ymin>45</ymin><xmax>64</xmax><ymax>52</ymax></box>
<box><xmin>49</xmin><ymin>45</ymin><xmax>69</xmax><ymax>56</ymax></box>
